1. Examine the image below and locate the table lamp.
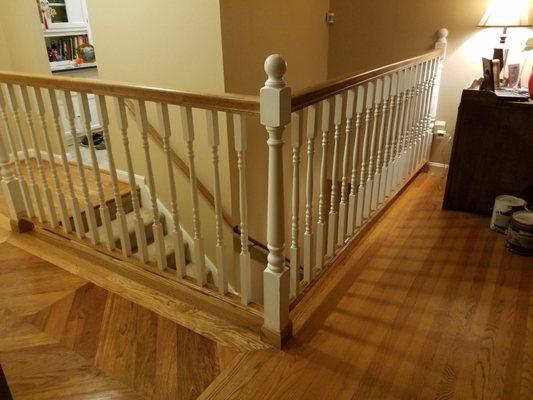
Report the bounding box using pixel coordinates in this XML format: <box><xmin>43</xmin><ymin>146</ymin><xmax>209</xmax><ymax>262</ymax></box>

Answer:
<box><xmin>478</xmin><ymin>0</ymin><xmax>532</xmax><ymax>47</ymax></box>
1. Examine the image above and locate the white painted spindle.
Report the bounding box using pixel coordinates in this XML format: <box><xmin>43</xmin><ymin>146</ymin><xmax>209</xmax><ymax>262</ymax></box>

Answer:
<box><xmin>337</xmin><ymin>89</ymin><xmax>355</xmax><ymax>245</ymax></box>
<box><xmin>316</xmin><ymin>98</ymin><xmax>331</xmax><ymax>269</ymax></box>
<box><xmin>135</xmin><ymin>100</ymin><xmax>167</xmax><ymax>270</ymax></box>
<box><xmin>326</xmin><ymin>94</ymin><xmax>343</xmax><ymax>257</ymax></box>
<box><xmin>290</xmin><ymin>110</ymin><xmax>302</xmax><ymax>298</ymax></box>
<box><xmin>380</xmin><ymin>73</ymin><xmax>398</xmax><ymax>203</ymax></box>
<box><xmin>364</xmin><ymin>80</ymin><xmax>381</xmax><ymax>218</ymax></box>
<box><xmin>97</xmin><ymin>95</ymin><xmax>132</xmax><ymax>256</ymax></box>
<box><xmin>234</xmin><ymin>113</ymin><xmax>251</xmax><ymax>305</ymax></box>
<box><xmin>78</xmin><ymin>92</ymin><xmax>114</xmax><ymax>250</ymax></box>
<box><xmin>355</xmin><ymin>83</ymin><xmax>373</xmax><ymax>227</ymax></box>
<box><xmin>372</xmin><ymin>77</ymin><xmax>391</xmax><ymax>209</ymax></box>
<box><xmin>115</xmin><ymin>98</ymin><xmax>148</xmax><ymax>262</ymax></box>
<box><xmin>303</xmin><ymin>104</ymin><xmax>317</xmax><ymax>283</ymax></box>
<box><xmin>206</xmin><ymin>109</ymin><xmax>227</xmax><ymax>293</ymax></box>
<box><xmin>157</xmin><ymin>102</ymin><xmax>186</xmax><ymax>276</ymax></box>
<box><xmin>181</xmin><ymin>106</ymin><xmax>206</xmax><ymax>286</ymax></box>
<box><xmin>347</xmin><ymin>86</ymin><xmax>364</xmax><ymax>233</ymax></box>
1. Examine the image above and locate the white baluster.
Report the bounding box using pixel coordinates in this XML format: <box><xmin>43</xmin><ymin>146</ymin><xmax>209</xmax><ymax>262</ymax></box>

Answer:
<box><xmin>316</xmin><ymin>98</ymin><xmax>331</xmax><ymax>270</ymax></box>
<box><xmin>392</xmin><ymin>70</ymin><xmax>407</xmax><ymax>189</ymax></box>
<box><xmin>115</xmin><ymin>98</ymin><xmax>148</xmax><ymax>262</ymax></box>
<box><xmin>206</xmin><ymin>109</ymin><xmax>226</xmax><ymax>293</ymax></box>
<box><xmin>422</xmin><ymin>59</ymin><xmax>437</xmax><ymax>162</ymax></box>
<box><xmin>380</xmin><ymin>73</ymin><xmax>398</xmax><ymax>203</ymax></box>
<box><xmin>326</xmin><ymin>94</ymin><xmax>343</xmax><ymax>257</ymax></box>
<box><xmin>0</xmin><ymin>85</ymin><xmax>33</xmax><ymax>218</ymax></box>
<box><xmin>290</xmin><ymin>110</ymin><xmax>302</xmax><ymax>298</ymax></box>
<box><xmin>365</xmin><ymin>79</ymin><xmax>383</xmax><ymax>215</ymax></box>
<box><xmin>337</xmin><ymin>89</ymin><xmax>355</xmax><ymax>245</ymax></box>
<box><xmin>34</xmin><ymin>87</ymin><xmax>70</xmax><ymax>232</ymax></box>
<box><xmin>355</xmin><ymin>83</ymin><xmax>373</xmax><ymax>227</ymax></box>
<box><xmin>63</xmin><ymin>90</ymin><xmax>99</xmax><ymax>245</ymax></box>
<box><xmin>420</xmin><ymin>60</ymin><xmax>433</xmax><ymax>165</ymax></box>
<box><xmin>347</xmin><ymin>86</ymin><xmax>364</xmax><ymax>233</ymax></box>
<box><xmin>157</xmin><ymin>102</ymin><xmax>186</xmax><ymax>276</ymax></box>
<box><xmin>78</xmin><ymin>92</ymin><xmax>113</xmax><ymax>250</ymax></box>
<box><xmin>401</xmin><ymin>67</ymin><xmax>416</xmax><ymax>181</ymax></box>
<box><xmin>396</xmin><ymin>68</ymin><xmax>412</xmax><ymax>187</ymax></box>
<box><xmin>414</xmin><ymin>62</ymin><xmax>428</xmax><ymax>169</ymax></box>
<box><xmin>6</xmin><ymin>84</ymin><xmax>45</xmax><ymax>222</ymax></box>
<box><xmin>233</xmin><ymin>113</ymin><xmax>251</xmax><ymax>305</ymax></box>
<box><xmin>48</xmin><ymin>89</ymin><xmax>84</xmax><ymax>237</ymax></box>
<box><xmin>135</xmin><ymin>100</ymin><xmax>167</xmax><ymax>270</ymax></box>
<box><xmin>303</xmin><ymin>104</ymin><xmax>317</xmax><ymax>283</ymax></box>
<box><xmin>19</xmin><ymin>86</ymin><xmax>58</xmax><ymax>227</ymax></box>
<box><xmin>97</xmin><ymin>95</ymin><xmax>132</xmax><ymax>256</ymax></box>
<box><xmin>372</xmin><ymin>76</ymin><xmax>391</xmax><ymax>209</ymax></box>
<box><xmin>410</xmin><ymin>64</ymin><xmax>422</xmax><ymax>173</ymax></box>
<box><xmin>260</xmin><ymin>55</ymin><xmax>292</xmax><ymax>344</ymax></box>
<box><xmin>181</xmin><ymin>106</ymin><xmax>206</xmax><ymax>286</ymax></box>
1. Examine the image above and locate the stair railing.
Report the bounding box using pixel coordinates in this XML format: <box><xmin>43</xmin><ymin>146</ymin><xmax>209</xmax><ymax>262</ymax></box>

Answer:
<box><xmin>0</xmin><ymin>28</ymin><xmax>447</xmax><ymax>348</ymax></box>
<box><xmin>259</xmin><ymin>29</ymin><xmax>448</xmax><ymax>346</ymax></box>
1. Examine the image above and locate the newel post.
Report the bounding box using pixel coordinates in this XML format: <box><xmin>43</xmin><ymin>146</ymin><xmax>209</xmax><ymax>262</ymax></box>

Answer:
<box><xmin>0</xmin><ymin>119</ymin><xmax>30</xmax><ymax>232</ymax></box>
<box><xmin>260</xmin><ymin>54</ymin><xmax>292</xmax><ymax>348</ymax></box>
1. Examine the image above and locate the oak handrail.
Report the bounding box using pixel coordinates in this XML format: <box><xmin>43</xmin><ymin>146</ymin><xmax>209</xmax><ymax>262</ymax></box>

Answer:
<box><xmin>0</xmin><ymin>71</ymin><xmax>260</xmax><ymax>115</ymax></box>
<box><xmin>291</xmin><ymin>48</ymin><xmax>444</xmax><ymax>112</ymax></box>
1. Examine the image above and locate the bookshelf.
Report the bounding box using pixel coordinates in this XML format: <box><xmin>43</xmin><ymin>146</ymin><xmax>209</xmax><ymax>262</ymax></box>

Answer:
<box><xmin>37</xmin><ymin>0</ymin><xmax>101</xmax><ymax>139</ymax></box>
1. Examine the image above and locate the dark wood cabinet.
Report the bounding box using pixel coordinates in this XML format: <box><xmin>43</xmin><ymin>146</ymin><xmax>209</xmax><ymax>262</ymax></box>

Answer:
<box><xmin>443</xmin><ymin>90</ymin><xmax>533</xmax><ymax>215</ymax></box>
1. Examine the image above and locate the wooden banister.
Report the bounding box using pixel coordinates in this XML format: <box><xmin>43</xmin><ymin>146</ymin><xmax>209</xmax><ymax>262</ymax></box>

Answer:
<box><xmin>0</xmin><ymin>71</ymin><xmax>260</xmax><ymax>115</ymax></box>
<box><xmin>291</xmin><ymin>48</ymin><xmax>444</xmax><ymax>112</ymax></box>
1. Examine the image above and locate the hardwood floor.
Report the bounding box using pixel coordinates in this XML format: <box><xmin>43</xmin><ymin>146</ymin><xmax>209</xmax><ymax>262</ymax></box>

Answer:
<box><xmin>0</xmin><ymin>170</ymin><xmax>531</xmax><ymax>399</ymax></box>
<box><xmin>201</xmin><ymin>171</ymin><xmax>532</xmax><ymax>400</ymax></box>
<box><xmin>0</xmin><ymin>243</ymin><xmax>237</xmax><ymax>399</ymax></box>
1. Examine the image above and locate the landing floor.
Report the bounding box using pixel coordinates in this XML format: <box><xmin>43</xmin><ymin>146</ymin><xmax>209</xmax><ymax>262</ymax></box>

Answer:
<box><xmin>0</xmin><ymin>171</ymin><xmax>531</xmax><ymax>399</ymax></box>
<box><xmin>201</xmin><ymin>171</ymin><xmax>532</xmax><ymax>400</ymax></box>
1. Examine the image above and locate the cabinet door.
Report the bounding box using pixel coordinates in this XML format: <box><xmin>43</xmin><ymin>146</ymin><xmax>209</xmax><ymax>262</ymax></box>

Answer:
<box><xmin>44</xmin><ymin>0</ymin><xmax>87</xmax><ymax>31</ymax></box>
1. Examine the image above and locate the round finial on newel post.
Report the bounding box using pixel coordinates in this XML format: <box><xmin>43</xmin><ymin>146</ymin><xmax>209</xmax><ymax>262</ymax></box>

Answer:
<box><xmin>264</xmin><ymin>54</ymin><xmax>287</xmax><ymax>89</ymax></box>
<box><xmin>437</xmin><ymin>28</ymin><xmax>449</xmax><ymax>43</ymax></box>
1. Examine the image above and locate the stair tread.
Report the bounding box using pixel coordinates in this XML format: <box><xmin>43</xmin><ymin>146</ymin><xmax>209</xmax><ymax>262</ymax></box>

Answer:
<box><xmin>98</xmin><ymin>207</ymin><xmax>162</xmax><ymax>241</ymax></box>
<box><xmin>143</xmin><ymin>234</ymin><xmax>191</xmax><ymax>266</ymax></box>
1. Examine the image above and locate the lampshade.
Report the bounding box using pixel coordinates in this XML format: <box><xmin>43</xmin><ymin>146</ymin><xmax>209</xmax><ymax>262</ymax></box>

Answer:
<box><xmin>478</xmin><ymin>0</ymin><xmax>532</xmax><ymax>27</ymax></box>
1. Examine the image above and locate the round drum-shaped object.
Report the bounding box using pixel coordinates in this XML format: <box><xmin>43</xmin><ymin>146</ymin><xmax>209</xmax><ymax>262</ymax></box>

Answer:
<box><xmin>507</xmin><ymin>211</ymin><xmax>533</xmax><ymax>256</ymax></box>
<box><xmin>490</xmin><ymin>195</ymin><xmax>526</xmax><ymax>233</ymax></box>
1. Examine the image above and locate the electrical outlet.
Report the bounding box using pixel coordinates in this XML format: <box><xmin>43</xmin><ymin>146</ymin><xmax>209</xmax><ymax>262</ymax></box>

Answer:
<box><xmin>326</xmin><ymin>12</ymin><xmax>335</xmax><ymax>24</ymax></box>
<box><xmin>434</xmin><ymin>120</ymin><xmax>447</xmax><ymax>137</ymax></box>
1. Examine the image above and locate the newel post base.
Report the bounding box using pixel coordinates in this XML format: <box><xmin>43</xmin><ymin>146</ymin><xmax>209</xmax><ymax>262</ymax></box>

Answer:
<box><xmin>261</xmin><ymin>267</ymin><xmax>293</xmax><ymax>348</ymax></box>
<box><xmin>1</xmin><ymin>176</ymin><xmax>33</xmax><ymax>234</ymax></box>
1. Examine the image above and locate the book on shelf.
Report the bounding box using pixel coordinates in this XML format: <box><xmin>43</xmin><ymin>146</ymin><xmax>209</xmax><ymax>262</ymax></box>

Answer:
<box><xmin>46</xmin><ymin>34</ymin><xmax>88</xmax><ymax>62</ymax></box>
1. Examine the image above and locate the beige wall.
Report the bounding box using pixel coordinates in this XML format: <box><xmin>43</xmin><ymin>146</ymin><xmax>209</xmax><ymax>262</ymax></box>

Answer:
<box><xmin>0</xmin><ymin>25</ymin><xmax>13</xmax><ymax>71</ymax></box>
<box><xmin>328</xmin><ymin>0</ymin><xmax>533</xmax><ymax>164</ymax></box>
<box><xmin>0</xmin><ymin>0</ymin><xmax>49</xmax><ymax>74</ymax></box>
